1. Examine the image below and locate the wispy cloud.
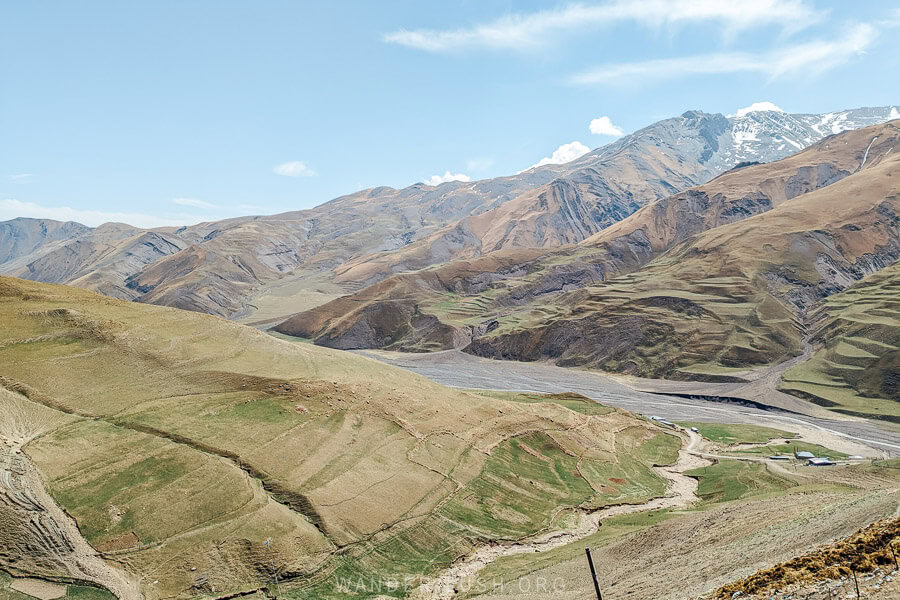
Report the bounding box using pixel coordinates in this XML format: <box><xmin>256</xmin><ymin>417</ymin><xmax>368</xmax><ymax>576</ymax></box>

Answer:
<box><xmin>881</xmin><ymin>7</ymin><xmax>900</xmax><ymax>27</ymax></box>
<box><xmin>172</xmin><ymin>197</ymin><xmax>216</xmax><ymax>209</ymax></box>
<box><xmin>10</xmin><ymin>173</ymin><xmax>33</xmax><ymax>183</ymax></box>
<box><xmin>0</xmin><ymin>198</ymin><xmax>215</xmax><ymax>228</ymax></box>
<box><xmin>523</xmin><ymin>141</ymin><xmax>591</xmax><ymax>172</ymax></box>
<box><xmin>384</xmin><ymin>0</ymin><xmax>822</xmax><ymax>52</ymax></box>
<box><xmin>570</xmin><ymin>23</ymin><xmax>875</xmax><ymax>86</ymax></box>
<box><xmin>589</xmin><ymin>116</ymin><xmax>624</xmax><ymax>136</ymax></box>
<box><xmin>424</xmin><ymin>171</ymin><xmax>471</xmax><ymax>186</ymax></box>
<box><xmin>273</xmin><ymin>161</ymin><xmax>316</xmax><ymax>177</ymax></box>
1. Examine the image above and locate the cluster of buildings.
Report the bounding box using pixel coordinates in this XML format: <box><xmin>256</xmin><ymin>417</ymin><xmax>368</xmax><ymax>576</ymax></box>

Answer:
<box><xmin>645</xmin><ymin>415</ymin><xmax>858</xmax><ymax>467</ymax></box>
<box><xmin>768</xmin><ymin>450</ymin><xmax>835</xmax><ymax>466</ymax></box>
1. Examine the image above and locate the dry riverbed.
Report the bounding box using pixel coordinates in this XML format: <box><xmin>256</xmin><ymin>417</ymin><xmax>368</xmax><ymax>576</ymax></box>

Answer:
<box><xmin>411</xmin><ymin>431</ymin><xmax>712</xmax><ymax>600</ymax></box>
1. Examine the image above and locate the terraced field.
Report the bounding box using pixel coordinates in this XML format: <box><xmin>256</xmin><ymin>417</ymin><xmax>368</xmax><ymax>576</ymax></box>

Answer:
<box><xmin>779</xmin><ymin>262</ymin><xmax>900</xmax><ymax>424</ymax></box>
<box><xmin>440</xmin><ymin>426</ymin><xmax>900</xmax><ymax>600</ymax></box>
<box><xmin>676</xmin><ymin>423</ymin><xmax>798</xmax><ymax>445</ymax></box>
<box><xmin>0</xmin><ymin>276</ymin><xmax>689</xmax><ymax>600</ymax></box>
<box><xmin>1</xmin><ymin>572</ymin><xmax>116</xmax><ymax>600</ymax></box>
<box><xmin>685</xmin><ymin>460</ymin><xmax>797</xmax><ymax>506</ymax></box>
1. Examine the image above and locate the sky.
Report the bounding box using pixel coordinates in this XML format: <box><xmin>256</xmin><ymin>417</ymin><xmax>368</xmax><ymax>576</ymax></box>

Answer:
<box><xmin>2</xmin><ymin>0</ymin><xmax>899</xmax><ymax>227</ymax></box>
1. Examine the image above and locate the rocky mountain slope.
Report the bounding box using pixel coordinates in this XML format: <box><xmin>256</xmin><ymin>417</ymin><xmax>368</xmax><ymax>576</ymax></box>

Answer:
<box><xmin>469</xmin><ymin>144</ymin><xmax>899</xmax><ymax>374</ymax></box>
<box><xmin>3</xmin><ymin>106</ymin><xmax>896</xmax><ymax>318</ymax></box>
<box><xmin>278</xmin><ymin>120</ymin><xmax>900</xmax><ymax>421</ymax></box>
<box><xmin>330</xmin><ymin>107</ymin><xmax>899</xmax><ymax>288</ymax></box>
<box><xmin>0</xmin><ymin>218</ymin><xmax>90</xmax><ymax>265</ymax></box>
<box><xmin>277</xmin><ymin>121</ymin><xmax>898</xmax><ymax>343</ymax></box>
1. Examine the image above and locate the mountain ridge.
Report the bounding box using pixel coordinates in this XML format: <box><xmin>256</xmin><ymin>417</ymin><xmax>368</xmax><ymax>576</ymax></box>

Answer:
<box><xmin>2</xmin><ymin>105</ymin><xmax>896</xmax><ymax>319</ymax></box>
<box><xmin>276</xmin><ymin>120</ymin><xmax>900</xmax><ymax>425</ymax></box>
<box><xmin>277</xmin><ymin>120</ymin><xmax>900</xmax><ymax>349</ymax></box>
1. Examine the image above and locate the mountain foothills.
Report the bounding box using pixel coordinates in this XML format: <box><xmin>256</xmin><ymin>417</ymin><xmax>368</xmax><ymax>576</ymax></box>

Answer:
<box><xmin>0</xmin><ymin>276</ymin><xmax>670</xmax><ymax>598</ymax></box>
<box><xmin>2</xmin><ymin>277</ymin><xmax>899</xmax><ymax>600</ymax></box>
<box><xmin>1</xmin><ymin>106</ymin><xmax>895</xmax><ymax>321</ymax></box>
<box><xmin>278</xmin><ymin>119</ymin><xmax>900</xmax><ymax>425</ymax></box>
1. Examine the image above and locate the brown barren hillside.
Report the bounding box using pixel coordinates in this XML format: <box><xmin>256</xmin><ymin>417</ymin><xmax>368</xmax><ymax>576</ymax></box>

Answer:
<box><xmin>274</xmin><ymin>249</ymin><xmax>546</xmax><ymax>348</ymax></box>
<box><xmin>330</xmin><ymin>112</ymin><xmax>728</xmax><ymax>289</ymax></box>
<box><xmin>281</xmin><ymin>121</ymin><xmax>900</xmax><ymax>365</ymax></box>
<box><xmin>469</xmin><ymin>139</ymin><xmax>900</xmax><ymax>378</ymax></box>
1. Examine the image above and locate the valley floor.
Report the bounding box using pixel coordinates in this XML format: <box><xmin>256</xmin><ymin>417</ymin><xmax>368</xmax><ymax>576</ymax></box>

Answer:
<box><xmin>353</xmin><ymin>349</ymin><xmax>900</xmax><ymax>457</ymax></box>
<box><xmin>340</xmin><ymin>348</ymin><xmax>900</xmax><ymax>598</ymax></box>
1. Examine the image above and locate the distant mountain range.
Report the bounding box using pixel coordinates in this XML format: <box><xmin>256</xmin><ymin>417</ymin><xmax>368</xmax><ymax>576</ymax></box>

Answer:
<box><xmin>279</xmin><ymin>119</ymin><xmax>900</xmax><ymax>423</ymax></box>
<box><xmin>2</xmin><ymin>105</ymin><xmax>896</xmax><ymax>319</ymax></box>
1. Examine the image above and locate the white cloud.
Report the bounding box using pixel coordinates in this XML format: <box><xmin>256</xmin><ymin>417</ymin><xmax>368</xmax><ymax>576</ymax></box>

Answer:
<box><xmin>384</xmin><ymin>0</ymin><xmax>821</xmax><ymax>52</ymax></box>
<box><xmin>524</xmin><ymin>141</ymin><xmax>591</xmax><ymax>171</ymax></box>
<box><xmin>570</xmin><ymin>23</ymin><xmax>875</xmax><ymax>86</ymax></box>
<box><xmin>424</xmin><ymin>171</ymin><xmax>471</xmax><ymax>186</ymax></box>
<box><xmin>10</xmin><ymin>173</ymin><xmax>33</xmax><ymax>183</ymax></box>
<box><xmin>0</xmin><ymin>198</ymin><xmax>219</xmax><ymax>228</ymax></box>
<box><xmin>172</xmin><ymin>197</ymin><xmax>216</xmax><ymax>209</ymax></box>
<box><xmin>589</xmin><ymin>116</ymin><xmax>624</xmax><ymax>136</ymax></box>
<box><xmin>273</xmin><ymin>161</ymin><xmax>316</xmax><ymax>177</ymax></box>
<box><xmin>731</xmin><ymin>101</ymin><xmax>785</xmax><ymax>118</ymax></box>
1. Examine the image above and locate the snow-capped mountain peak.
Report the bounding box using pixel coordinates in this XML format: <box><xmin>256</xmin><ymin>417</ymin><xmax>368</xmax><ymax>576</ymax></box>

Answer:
<box><xmin>710</xmin><ymin>106</ymin><xmax>898</xmax><ymax>170</ymax></box>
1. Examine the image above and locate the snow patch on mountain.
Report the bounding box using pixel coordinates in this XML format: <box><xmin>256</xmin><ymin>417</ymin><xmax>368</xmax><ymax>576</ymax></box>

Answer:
<box><xmin>708</xmin><ymin>106</ymin><xmax>897</xmax><ymax>172</ymax></box>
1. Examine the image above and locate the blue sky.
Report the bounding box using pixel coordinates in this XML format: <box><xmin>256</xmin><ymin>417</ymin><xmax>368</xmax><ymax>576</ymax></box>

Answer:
<box><xmin>2</xmin><ymin>0</ymin><xmax>899</xmax><ymax>227</ymax></box>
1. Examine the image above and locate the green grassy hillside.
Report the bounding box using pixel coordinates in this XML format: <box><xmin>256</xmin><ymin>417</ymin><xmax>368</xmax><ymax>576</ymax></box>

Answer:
<box><xmin>0</xmin><ymin>276</ymin><xmax>682</xmax><ymax>600</ymax></box>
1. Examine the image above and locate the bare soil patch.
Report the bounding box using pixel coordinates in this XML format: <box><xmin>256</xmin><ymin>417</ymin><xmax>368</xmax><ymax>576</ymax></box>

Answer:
<box><xmin>9</xmin><ymin>578</ymin><xmax>66</xmax><ymax>600</ymax></box>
